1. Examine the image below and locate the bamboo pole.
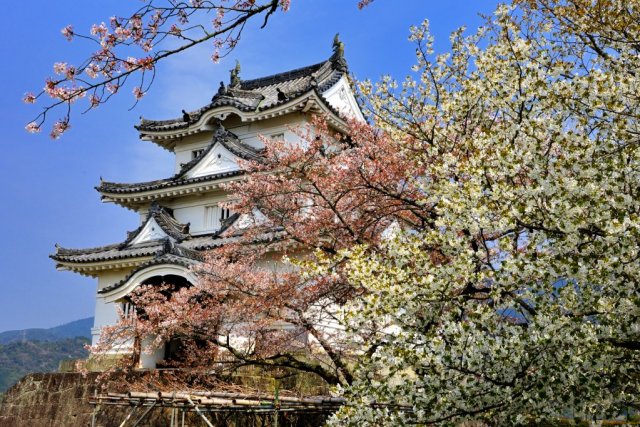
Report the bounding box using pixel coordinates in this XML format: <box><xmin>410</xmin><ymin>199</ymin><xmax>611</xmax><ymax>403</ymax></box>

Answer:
<box><xmin>91</xmin><ymin>390</ymin><xmax>99</xmax><ymax>427</ymax></box>
<box><xmin>273</xmin><ymin>380</ymin><xmax>279</xmax><ymax>427</ymax></box>
<box><xmin>116</xmin><ymin>391</ymin><xmax>344</xmax><ymax>405</ymax></box>
<box><xmin>118</xmin><ymin>403</ymin><xmax>140</xmax><ymax>427</ymax></box>
<box><xmin>131</xmin><ymin>401</ymin><xmax>157</xmax><ymax>427</ymax></box>
<box><xmin>186</xmin><ymin>396</ymin><xmax>215</xmax><ymax>427</ymax></box>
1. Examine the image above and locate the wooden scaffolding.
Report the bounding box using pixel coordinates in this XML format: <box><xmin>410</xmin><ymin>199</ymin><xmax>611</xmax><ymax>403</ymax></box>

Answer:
<box><xmin>90</xmin><ymin>390</ymin><xmax>344</xmax><ymax>427</ymax></box>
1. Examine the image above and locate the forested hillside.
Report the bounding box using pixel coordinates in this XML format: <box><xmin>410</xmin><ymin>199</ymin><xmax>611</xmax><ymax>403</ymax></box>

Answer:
<box><xmin>0</xmin><ymin>318</ymin><xmax>92</xmax><ymax>393</ymax></box>
<box><xmin>0</xmin><ymin>318</ymin><xmax>92</xmax><ymax>344</ymax></box>
<box><xmin>0</xmin><ymin>337</ymin><xmax>89</xmax><ymax>392</ymax></box>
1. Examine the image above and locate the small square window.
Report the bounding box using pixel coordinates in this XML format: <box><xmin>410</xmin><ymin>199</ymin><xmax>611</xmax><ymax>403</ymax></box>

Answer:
<box><xmin>220</xmin><ymin>207</ymin><xmax>231</xmax><ymax>222</ymax></box>
<box><xmin>120</xmin><ymin>301</ymin><xmax>136</xmax><ymax>319</ymax></box>
<box><xmin>192</xmin><ymin>149</ymin><xmax>204</xmax><ymax>159</ymax></box>
<box><xmin>270</xmin><ymin>133</ymin><xmax>285</xmax><ymax>141</ymax></box>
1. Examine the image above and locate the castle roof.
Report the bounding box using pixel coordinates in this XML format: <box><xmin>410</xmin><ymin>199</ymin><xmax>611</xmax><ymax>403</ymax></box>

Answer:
<box><xmin>136</xmin><ymin>54</ymin><xmax>348</xmax><ymax>135</ymax></box>
<box><xmin>123</xmin><ymin>203</ymin><xmax>191</xmax><ymax>243</ymax></box>
<box><xmin>96</xmin><ymin>127</ymin><xmax>256</xmax><ymax>208</ymax></box>
<box><xmin>54</xmin><ymin>41</ymin><xmax>352</xmax><ymax>283</ymax></box>
<box><xmin>51</xmin><ymin>204</ymin><xmax>242</xmax><ymax>276</ymax></box>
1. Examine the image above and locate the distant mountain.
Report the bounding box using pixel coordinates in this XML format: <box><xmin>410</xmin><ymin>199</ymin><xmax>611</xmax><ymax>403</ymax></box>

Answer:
<box><xmin>0</xmin><ymin>317</ymin><xmax>93</xmax><ymax>345</ymax></box>
<box><xmin>0</xmin><ymin>337</ymin><xmax>89</xmax><ymax>392</ymax></box>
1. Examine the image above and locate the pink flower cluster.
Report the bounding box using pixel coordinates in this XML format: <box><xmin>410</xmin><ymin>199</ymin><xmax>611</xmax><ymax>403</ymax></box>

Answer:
<box><xmin>89</xmin><ymin>95</ymin><xmax>100</xmax><ymax>108</ymax></box>
<box><xmin>212</xmin><ymin>8</ymin><xmax>225</xmax><ymax>29</ymax></box>
<box><xmin>106</xmin><ymin>83</ymin><xmax>119</xmax><ymax>94</ymax></box>
<box><xmin>53</xmin><ymin>63</ymin><xmax>78</xmax><ymax>81</ymax></box>
<box><xmin>31</xmin><ymin>0</ymin><xmax>300</xmax><ymax>140</ymax></box>
<box><xmin>133</xmin><ymin>87</ymin><xmax>145</xmax><ymax>100</ymax></box>
<box><xmin>53</xmin><ymin>62</ymin><xmax>68</xmax><ymax>75</ymax></box>
<box><xmin>25</xmin><ymin>122</ymin><xmax>40</xmax><ymax>133</ymax></box>
<box><xmin>60</xmin><ymin>25</ymin><xmax>73</xmax><ymax>41</ymax></box>
<box><xmin>43</xmin><ymin>79</ymin><xmax>85</xmax><ymax>102</ymax></box>
<box><xmin>50</xmin><ymin>120</ymin><xmax>70</xmax><ymax>139</ymax></box>
<box><xmin>84</xmin><ymin>63</ymin><xmax>100</xmax><ymax>79</ymax></box>
<box><xmin>22</xmin><ymin>93</ymin><xmax>36</xmax><ymax>104</ymax></box>
<box><xmin>91</xmin><ymin>22</ymin><xmax>108</xmax><ymax>38</ymax></box>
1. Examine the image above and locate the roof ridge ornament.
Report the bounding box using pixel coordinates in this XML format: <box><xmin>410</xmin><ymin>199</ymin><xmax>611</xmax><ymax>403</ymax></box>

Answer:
<box><xmin>331</xmin><ymin>34</ymin><xmax>348</xmax><ymax>72</ymax></box>
<box><xmin>213</xmin><ymin>118</ymin><xmax>227</xmax><ymax>140</ymax></box>
<box><xmin>216</xmin><ymin>81</ymin><xmax>227</xmax><ymax>98</ymax></box>
<box><xmin>277</xmin><ymin>87</ymin><xmax>288</xmax><ymax>102</ymax></box>
<box><xmin>148</xmin><ymin>201</ymin><xmax>162</xmax><ymax>214</ymax></box>
<box><xmin>230</xmin><ymin>60</ymin><xmax>241</xmax><ymax>88</ymax></box>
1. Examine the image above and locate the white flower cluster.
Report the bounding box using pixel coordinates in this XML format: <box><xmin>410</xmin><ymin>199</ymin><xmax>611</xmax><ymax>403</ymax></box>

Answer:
<box><xmin>328</xmin><ymin>2</ymin><xmax>640</xmax><ymax>425</ymax></box>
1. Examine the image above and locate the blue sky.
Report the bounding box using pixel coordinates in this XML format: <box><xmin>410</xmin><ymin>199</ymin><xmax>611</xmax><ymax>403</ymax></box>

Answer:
<box><xmin>0</xmin><ymin>0</ymin><xmax>499</xmax><ymax>332</ymax></box>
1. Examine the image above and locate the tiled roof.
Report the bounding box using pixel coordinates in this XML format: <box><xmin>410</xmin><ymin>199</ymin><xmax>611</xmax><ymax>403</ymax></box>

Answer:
<box><xmin>97</xmin><ymin>127</ymin><xmax>252</xmax><ymax>196</ymax></box>
<box><xmin>123</xmin><ymin>203</ymin><xmax>190</xmax><ymax>244</ymax></box>
<box><xmin>52</xmin><ymin>208</ymin><xmax>241</xmax><ymax>265</ymax></box>
<box><xmin>52</xmin><ymin>240</ymin><xmax>165</xmax><ymax>264</ymax></box>
<box><xmin>136</xmin><ymin>54</ymin><xmax>348</xmax><ymax>133</ymax></box>
<box><xmin>175</xmin><ymin>126</ymin><xmax>261</xmax><ymax>176</ymax></box>
<box><xmin>97</xmin><ymin>170</ymin><xmax>243</xmax><ymax>195</ymax></box>
<box><xmin>52</xmin><ymin>237</ymin><xmax>207</xmax><ymax>265</ymax></box>
<box><xmin>96</xmin><ymin>228</ymin><xmax>285</xmax><ymax>295</ymax></box>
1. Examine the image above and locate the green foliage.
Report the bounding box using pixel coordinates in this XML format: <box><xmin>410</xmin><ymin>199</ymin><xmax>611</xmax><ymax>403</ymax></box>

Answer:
<box><xmin>0</xmin><ymin>337</ymin><xmax>89</xmax><ymax>392</ymax></box>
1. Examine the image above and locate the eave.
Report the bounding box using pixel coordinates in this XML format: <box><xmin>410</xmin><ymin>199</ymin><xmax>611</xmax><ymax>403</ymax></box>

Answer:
<box><xmin>54</xmin><ymin>256</ymin><xmax>155</xmax><ymax>278</ymax></box>
<box><xmin>139</xmin><ymin>90</ymin><xmax>348</xmax><ymax>149</ymax></box>
<box><xmin>98</xmin><ymin>172</ymin><xmax>244</xmax><ymax>210</ymax></box>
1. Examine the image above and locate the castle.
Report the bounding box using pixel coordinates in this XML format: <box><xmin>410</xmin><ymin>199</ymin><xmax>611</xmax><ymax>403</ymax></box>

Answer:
<box><xmin>51</xmin><ymin>40</ymin><xmax>364</xmax><ymax>368</ymax></box>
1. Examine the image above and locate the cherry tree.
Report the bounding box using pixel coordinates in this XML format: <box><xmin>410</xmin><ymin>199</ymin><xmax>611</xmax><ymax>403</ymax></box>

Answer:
<box><xmin>23</xmin><ymin>0</ymin><xmax>292</xmax><ymax>139</ymax></box>
<box><xmin>92</xmin><ymin>118</ymin><xmax>417</xmax><ymax>388</ymax></box>
<box><xmin>90</xmin><ymin>0</ymin><xmax>639</xmax><ymax>425</ymax></box>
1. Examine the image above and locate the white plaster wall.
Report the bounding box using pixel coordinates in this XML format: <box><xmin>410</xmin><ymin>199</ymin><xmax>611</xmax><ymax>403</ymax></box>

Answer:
<box><xmin>92</xmin><ymin>270</ymin><xmax>132</xmax><ymax>346</ymax></box>
<box><xmin>173</xmin><ymin>133</ymin><xmax>213</xmax><ymax>173</ymax></box>
<box><xmin>168</xmin><ymin>192</ymin><xmax>230</xmax><ymax>235</ymax></box>
<box><xmin>128</xmin><ymin>218</ymin><xmax>169</xmax><ymax>245</ymax></box>
<box><xmin>140</xmin><ymin>336</ymin><xmax>165</xmax><ymax>369</ymax></box>
<box><xmin>321</xmin><ymin>75</ymin><xmax>366</xmax><ymax>122</ymax></box>
<box><xmin>172</xmin><ymin>114</ymin><xmax>310</xmax><ymax>173</ymax></box>
<box><xmin>229</xmin><ymin>114</ymin><xmax>308</xmax><ymax>149</ymax></box>
<box><xmin>185</xmin><ymin>144</ymin><xmax>241</xmax><ymax>178</ymax></box>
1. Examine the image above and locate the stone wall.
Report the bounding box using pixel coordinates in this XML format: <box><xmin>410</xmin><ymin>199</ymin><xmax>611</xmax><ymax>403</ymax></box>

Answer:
<box><xmin>0</xmin><ymin>372</ymin><xmax>330</xmax><ymax>427</ymax></box>
<box><xmin>0</xmin><ymin>372</ymin><xmax>98</xmax><ymax>427</ymax></box>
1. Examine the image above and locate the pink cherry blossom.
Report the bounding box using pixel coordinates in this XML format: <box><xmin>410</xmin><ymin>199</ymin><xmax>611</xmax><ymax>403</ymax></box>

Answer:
<box><xmin>132</xmin><ymin>86</ymin><xmax>145</xmax><ymax>99</ymax></box>
<box><xmin>83</xmin><ymin>63</ymin><xmax>100</xmax><ymax>79</ymax></box>
<box><xmin>53</xmin><ymin>62</ymin><xmax>68</xmax><ymax>75</ymax></box>
<box><xmin>106</xmin><ymin>83</ymin><xmax>119</xmax><ymax>94</ymax></box>
<box><xmin>22</xmin><ymin>92</ymin><xmax>36</xmax><ymax>104</ymax></box>
<box><xmin>65</xmin><ymin>66</ymin><xmax>77</xmax><ymax>81</ymax></box>
<box><xmin>27</xmin><ymin>1</ymin><xmax>297</xmax><ymax>138</ymax></box>
<box><xmin>91</xmin><ymin>22</ymin><xmax>108</xmax><ymax>38</ymax></box>
<box><xmin>60</xmin><ymin>25</ymin><xmax>73</xmax><ymax>41</ymax></box>
<box><xmin>49</xmin><ymin>120</ymin><xmax>69</xmax><ymax>139</ymax></box>
<box><xmin>25</xmin><ymin>122</ymin><xmax>40</xmax><ymax>133</ymax></box>
<box><xmin>89</xmin><ymin>95</ymin><xmax>100</xmax><ymax>108</ymax></box>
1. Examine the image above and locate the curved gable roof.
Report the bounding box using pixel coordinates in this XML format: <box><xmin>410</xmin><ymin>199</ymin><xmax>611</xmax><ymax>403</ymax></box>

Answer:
<box><xmin>96</xmin><ymin>126</ymin><xmax>258</xmax><ymax>199</ymax></box>
<box><xmin>136</xmin><ymin>53</ymin><xmax>349</xmax><ymax>136</ymax></box>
